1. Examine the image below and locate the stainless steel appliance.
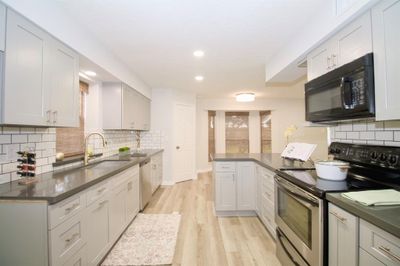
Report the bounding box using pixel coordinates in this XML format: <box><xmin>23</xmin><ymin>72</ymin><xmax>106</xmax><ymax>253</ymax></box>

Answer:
<box><xmin>139</xmin><ymin>158</ymin><xmax>152</xmax><ymax>210</ymax></box>
<box><xmin>275</xmin><ymin>142</ymin><xmax>400</xmax><ymax>266</ymax></box>
<box><xmin>305</xmin><ymin>53</ymin><xmax>375</xmax><ymax>122</ymax></box>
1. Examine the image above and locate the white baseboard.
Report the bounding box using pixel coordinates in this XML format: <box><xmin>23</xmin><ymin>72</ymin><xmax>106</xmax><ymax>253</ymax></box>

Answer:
<box><xmin>196</xmin><ymin>168</ymin><xmax>212</xmax><ymax>174</ymax></box>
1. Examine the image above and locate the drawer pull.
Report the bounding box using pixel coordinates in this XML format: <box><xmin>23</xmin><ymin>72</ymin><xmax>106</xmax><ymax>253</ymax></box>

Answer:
<box><xmin>378</xmin><ymin>246</ymin><xmax>400</xmax><ymax>263</ymax></box>
<box><xmin>64</xmin><ymin>203</ymin><xmax>79</xmax><ymax>214</ymax></box>
<box><xmin>97</xmin><ymin>187</ymin><xmax>107</xmax><ymax>194</ymax></box>
<box><xmin>98</xmin><ymin>200</ymin><xmax>108</xmax><ymax>207</ymax></box>
<box><xmin>329</xmin><ymin>211</ymin><xmax>346</xmax><ymax>223</ymax></box>
<box><xmin>65</xmin><ymin>233</ymin><xmax>79</xmax><ymax>245</ymax></box>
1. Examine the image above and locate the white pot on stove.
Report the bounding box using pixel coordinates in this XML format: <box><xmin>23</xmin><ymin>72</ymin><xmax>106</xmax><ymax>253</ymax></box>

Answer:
<box><xmin>315</xmin><ymin>160</ymin><xmax>350</xmax><ymax>181</ymax></box>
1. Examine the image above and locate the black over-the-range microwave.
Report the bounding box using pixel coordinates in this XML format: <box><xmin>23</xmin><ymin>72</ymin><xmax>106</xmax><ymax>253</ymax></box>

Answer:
<box><xmin>305</xmin><ymin>53</ymin><xmax>375</xmax><ymax>123</ymax></box>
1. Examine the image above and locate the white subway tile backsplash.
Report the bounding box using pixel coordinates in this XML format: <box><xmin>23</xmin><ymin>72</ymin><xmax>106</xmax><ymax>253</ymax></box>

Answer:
<box><xmin>2</xmin><ymin>162</ymin><xmax>19</xmax><ymax>173</ymax></box>
<box><xmin>0</xmin><ymin>173</ymin><xmax>10</xmax><ymax>183</ymax></box>
<box><xmin>367</xmin><ymin>140</ymin><xmax>384</xmax><ymax>145</ymax></box>
<box><xmin>384</xmin><ymin>141</ymin><xmax>400</xmax><ymax>147</ymax></box>
<box><xmin>340</xmin><ymin>123</ymin><xmax>353</xmax><ymax>131</ymax></box>
<box><xmin>335</xmin><ymin>132</ymin><xmax>346</xmax><ymax>139</ymax></box>
<box><xmin>28</xmin><ymin>134</ymin><xmax>41</xmax><ymax>143</ymax></box>
<box><xmin>11</xmin><ymin>134</ymin><xmax>27</xmax><ymax>144</ymax></box>
<box><xmin>0</xmin><ymin>135</ymin><xmax>11</xmax><ymax>144</ymax></box>
<box><xmin>367</xmin><ymin>121</ymin><xmax>384</xmax><ymax>131</ymax></box>
<box><xmin>346</xmin><ymin>132</ymin><xmax>359</xmax><ymax>140</ymax></box>
<box><xmin>353</xmin><ymin>121</ymin><xmax>367</xmax><ymax>131</ymax></box>
<box><xmin>359</xmin><ymin>131</ymin><xmax>375</xmax><ymax>140</ymax></box>
<box><xmin>375</xmin><ymin>131</ymin><xmax>393</xmax><ymax>141</ymax></box>
<box><xmin>2</xmin><ymin>127</ymin><xmax>20</xmax><ymax>134</ymax></box>
<box><xmin>395</xmin><ymin>131</ymin><xmax>400</xmax><ymax>141</ymax></box>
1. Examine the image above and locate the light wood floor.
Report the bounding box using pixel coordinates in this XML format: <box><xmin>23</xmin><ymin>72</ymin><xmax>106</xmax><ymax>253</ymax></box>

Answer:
<box><xmin>144</xmin><ymin>172</ymin><xmax>281</xmax><ymax>266</ymax></box>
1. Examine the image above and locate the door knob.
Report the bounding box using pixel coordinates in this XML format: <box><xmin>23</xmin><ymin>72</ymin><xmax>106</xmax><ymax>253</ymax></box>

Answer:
<box><xmin>176</xmin><ymin>146</ymin><xmax>180</xmax><ymax>150</ymax></box>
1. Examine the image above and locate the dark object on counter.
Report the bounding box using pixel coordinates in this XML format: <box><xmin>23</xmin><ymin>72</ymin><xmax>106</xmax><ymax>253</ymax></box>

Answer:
<box><xmin>17</xmin><ymin>151</ymin><xmax>38</xmax><ymax>185</ymax></box>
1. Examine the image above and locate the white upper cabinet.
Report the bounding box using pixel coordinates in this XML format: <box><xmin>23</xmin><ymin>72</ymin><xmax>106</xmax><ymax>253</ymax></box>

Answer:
<box><xmin>50</xmin><ymin>39</ymin><xmax>79</xmax><ymax>127</ymax></box>
<box><xmin>307</xmin><ymin>11</ymin><xmax>372</xmax><ymax>81</ymax></box>
<box><xmin>0</xmin><ymin>3</ymin><xmax>5</xmax><ymax>51</ymax></box>
<box><xmin>3</xmin><ymin>9</ymin><xmax>51</xmax><ymax>126</ymax></box>
<box><xmin>103</xmin><ymin>82</ymin><xmax>151</xmax><ymax>130</ymax></box>
<box><xmin>1</xmin><ymin>9</ymin><xmax>79</xmax><ymax>127</ymax></box>
<box><xmin>372</xmin><ymin>0</ymin><xmax>400</xmax><ymax>121</ymax></box>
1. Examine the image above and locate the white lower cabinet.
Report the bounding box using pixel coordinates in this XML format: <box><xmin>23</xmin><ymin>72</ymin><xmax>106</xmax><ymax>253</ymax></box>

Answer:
<box><xmin>109</xmin><ymin>182</ymin><xmax>127</xmax><ymax>242</ymax></box>
<box><xmin>150</xmin><ymin>153</ymin><xmax>163</xmax><ymax>194</ymax></box>
<box><xmin>328</xmin><ymin>203</ymin><xmax>400</xmax><ymax>266</ymax></box>
<box><xmin>236</xmin><ymin>162</ymin><xmax>255</xmax><ymax>210</ymax></box>
<box><xmin>328</xmin><ymin>203</ymin><xmax>359</xmax><ymax>266</ymax></box>
<box><xmin>63</xmin><ymin>245</ymin><xmax>87</xmax><ymax>266</ymax></box>
<box><xmin>86</xmin><ymin>195</ymin><xmax>110</xmax><ymax>265</ymax></box>
<box><xmin>126</xmin><ymin>171</ymin><xmax>140</xmax><ymax>222</ymax></box>
<box><xmin>214</xmin><ymin>171</ymin><xmax>236</xmax><ymax>211</ymax></box>
<box><xmin>214</xmin><ymin>161</ymin><xmax>276</xmax><ymax>237</ymax></box>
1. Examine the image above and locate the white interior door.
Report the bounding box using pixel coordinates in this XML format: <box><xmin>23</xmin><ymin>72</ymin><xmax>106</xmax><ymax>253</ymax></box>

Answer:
<box><xmin>173</xmin><ymin>103</ymin><xmax>195</xmax><ymax>183</ymax></box>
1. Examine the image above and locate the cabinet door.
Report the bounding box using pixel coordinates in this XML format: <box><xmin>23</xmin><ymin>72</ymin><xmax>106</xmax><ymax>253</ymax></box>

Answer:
<box><xmin>372</xmin><ymin>0</ymin><xmax>400</xmax><ymax>121</ymax></box>
<box><xmin>142</xmin><ymin>95</ymin><xmax>151</xmax><ymax>130</ymax></box>
<box><xmin>102</xmin><ymin>82</ymin><xmax>122</xmax><ymax>129</ymax></box>
<box><xmin>236</xmin><ymin>162</ymin><xmax>255</xmax><ymax>211</ymax></box>
<box><xmin>335</xmin><ymin>11</ymin><xmax>372</xmax><ymax>67</ymax></box>
<box><xmin>4</xmin><ymin>9</ymin><xmax>51</xmax><ymax>126</ymax></box>
<box><xmin>122</xmin><ymin>84</ymin><xmax>136</xmax><ymax>129</ymax></box>
<box><xmin>0</xmin><ymin>3</ymin><xmax>5</xmax><ymax>51</ymax></box>
<box><xmin>215</xmin><ymin>172</ymin><xmax>236</xmax><ymax>211</ymax></box>
<box><xmin>50</xmin><ymin>39</ymin><xmax>79</xmax><ymax>127</ymax></box>
<box><xmin>328</xmin><ymin>203</ymin><xmax>359</xmax><ymax>266</ymax></box>
<box><xmin>86</xmin><ymin>197</ymin><xmax>110</xmax><ymax>266</ymax></box>
<box><xmin>126</xmin><ymin>172</ymin><xmax>140</xmax><ymax>222</ymax></box>
<box><xmin>109</xmin><ymin>183</ymin><xmax>127</xmax><ymax>242</ymax></box>
<box><xmin>307</xmin><ymin>44</ymin><xmax>330</xmax><ymax>81</ymax></box>
<box><xmin>255</xmin><ymin>167</ymin><xmax>261</xmax><ymax>215</ymax></box>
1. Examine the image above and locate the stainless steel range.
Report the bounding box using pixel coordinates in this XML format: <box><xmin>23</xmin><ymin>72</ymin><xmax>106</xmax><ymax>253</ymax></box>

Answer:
<box><xmin>275</xmin><ymin>142</ymin><xmax>400</xmax><ymax>266</ymax></box>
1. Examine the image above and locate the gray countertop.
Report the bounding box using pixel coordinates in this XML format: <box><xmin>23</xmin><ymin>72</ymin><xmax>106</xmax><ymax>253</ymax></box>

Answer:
<box><xmin>327</xmin><ymin>192</ymin><xmax>400</xmax><ymax>239</ymax></box>
<box><xmin>0</xmin><ymin>149</ymin><xmax>163</xmax><ymax>205</ymax></box>
<box><xmin>212</xmin><ymin>153</ymin><xmax>314</xmax><ymax>172</ymax></box>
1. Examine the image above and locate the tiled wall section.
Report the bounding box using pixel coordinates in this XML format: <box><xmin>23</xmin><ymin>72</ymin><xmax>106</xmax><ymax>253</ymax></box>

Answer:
<box><xmin>0</xmin><ymin>127</ymin><xmax>166</xmax><ymax>184</ymax></box>
<box><xmin>330</xmin><ymin>119</ymin><xmax>400</xmax><ymax>146</ymax></box>
<box><xmin>0</xmin><ymin>126</ymin><xmax>56</xmax><ymax>184</ymax></box>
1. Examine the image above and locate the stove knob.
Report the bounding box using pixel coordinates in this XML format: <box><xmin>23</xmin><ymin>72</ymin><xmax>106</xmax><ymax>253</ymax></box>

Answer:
<box><xmin>379</xmin><ymin>153</ymin><xmax>388</xmax><ymax>162</ymax></box>
<box><xmin>388</xmin><ymin>155</ymin><xmax>398</xmax><ymax>166</ymax></box>
<box><xmin>335</xmin><ymin>148</ymin><xmax>341</xmax><ymax>154</ymax></box>
<box><xmin>370</xmin><ymin>151</ymin><xmax>378</xmax><ymax>160</ymax></box>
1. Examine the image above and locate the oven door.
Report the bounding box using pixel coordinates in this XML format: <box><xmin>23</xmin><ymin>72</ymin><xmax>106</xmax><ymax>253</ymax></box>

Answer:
<box><xmin>275</xmin><ymin>175</ymin><xmax>323</xmax><ymax>266</ymax></box>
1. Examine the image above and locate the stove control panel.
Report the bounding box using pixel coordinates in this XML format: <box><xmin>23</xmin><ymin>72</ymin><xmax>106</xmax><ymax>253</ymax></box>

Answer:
<box><xmin>329</xmin><ymin>142</ymin><xmax>400</xmax><ymax>169</ymax></box>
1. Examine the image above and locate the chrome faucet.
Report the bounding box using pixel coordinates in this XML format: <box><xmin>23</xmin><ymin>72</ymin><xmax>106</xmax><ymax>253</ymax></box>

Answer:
<box><xmin>84</xmin><ymin>132</ymin><xmax>107</xmax><ymax>165</ymax></box>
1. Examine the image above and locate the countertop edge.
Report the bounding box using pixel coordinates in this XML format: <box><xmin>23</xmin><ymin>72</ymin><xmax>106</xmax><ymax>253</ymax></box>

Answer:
<box><xmin>326</xmin><ymin>193</ymin><xmax>400</xmax><ymax>239</ymax></box>
<box><xmin>213</xmin><ymin>157</ymin><xmax>278</xmax><ymax>173</ymax></box>
<box><xmin>0</xmin><ymin>149</ymin><xmax>164</xmax><ymax>205</ymax></box>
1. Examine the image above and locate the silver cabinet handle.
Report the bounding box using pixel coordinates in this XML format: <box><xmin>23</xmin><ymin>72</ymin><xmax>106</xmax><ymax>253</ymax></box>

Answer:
<box><xmin>46</xmin><ymin>110</ymin><xmax>51</xmax><ymax>123</ymax></box>
<box><xmin>327</xmin><ymin>56</ymin><xmax>331</xmax><ymax>70</ymax></box>
<box><xmin>97</xmin><ymin>187</ymin><xmax>107</xmax><ymax>194</ymax></box>
<box><xmin>378</xmin><ymin>246</ymin><xmax>400</xmax><ymax>263</ymax></box>
<box><xmin>64</xmin><ymin>203</ymin><xmax>79</xmax><ymax>214</ymax></box>
<box><xmin>98</xmin><ymin>200</ymin><xmax>108</xmax><ymax>207</ymax></box>
<box><xmin>65</xmin><ymin>233</ymin><xmax>79</xmax><ymax>244</ymax></box>
<box><xmin>329</xmin><ymin>211</ymin><xmax>346</xmax><ymax>223</ymax></box>
<box><xmin>52</xmin><ymin>111</ymin><xmax>57</xmax><ymax>124</ymax></box>
<box><xmin>331</xmin><ymin>54</ymin><xmax>337</xmax><ymax>67</ymax></box>
<box><xmin>176</xmin><ymin>146</ymin><xmax>180</xmax><ymax>150</ymax></box>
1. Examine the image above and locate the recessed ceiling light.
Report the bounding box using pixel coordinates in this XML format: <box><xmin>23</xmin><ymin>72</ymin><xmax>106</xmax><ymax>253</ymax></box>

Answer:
<box><xmin>236</xmin><ymin>93</ymin><xmax>255</xmax><ymax>102</ymax></box>
<box><xmin>194</xmin><ymin>75</ymin><xmax>204</xmax><ymax>81</ymax></box>
<box><xmin>193</xmin><ymin>50</ymin><xmax>205</xmax><ymax>57</ymax></box>
<box><xmin>84</xmin><ymin>70</ymin><xmax>97</xmax><ymax>77</ymax></box>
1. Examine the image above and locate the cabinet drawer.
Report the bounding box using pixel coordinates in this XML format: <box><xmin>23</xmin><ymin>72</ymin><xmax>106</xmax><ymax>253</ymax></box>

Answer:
<box><xmin>261</xmin><ymin>198</ymin><xmax>276</xmax><ymax>228</ymax></box>
<box><xmin>63</xmin><ymin>244</ymin><xmax>87</xmax><ymax>266</ymax></box>
<box><xmin>262</xmin><ymin>184</ymin><xmax>274</xmax><ymax>203</ymax></box>
<box><xmin>48</xmin><ymin>193</ymin><xmax>86</xmax><ymax>229</ymax></box>
<box><xmin>215</xmin><ymin>162</ymin><xmax>236</xmax><ymax>172</ymax></box>
<box><xmin>359</xmin><ymin>248</ymin><xmax>385</xmax><ymax>266</ymax></box>
<box><xmin>49</xmin><ymin>211</ymin><xmax>85</xmax><ymax>266</ymax></box>
<box><xmin>360</xmin><ymin>219</ymin><xmax>400</xmax><ymax>265</ymax></box>
<box><xmin>86</xmin><ymin>180</ymin><xmax>110</xmax><ymax>206</ymax></box>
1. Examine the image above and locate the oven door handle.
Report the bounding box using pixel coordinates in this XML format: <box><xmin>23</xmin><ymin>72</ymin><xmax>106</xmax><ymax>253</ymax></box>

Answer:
<box><xmin>277</xmin><ymin>229</ymin><xmax>301</xmax><ymax>266</ymax></box>
<box><xmin>275</xmin><ymin>177</ymin><xmax>319</xmax><ymax>207</ymax></box>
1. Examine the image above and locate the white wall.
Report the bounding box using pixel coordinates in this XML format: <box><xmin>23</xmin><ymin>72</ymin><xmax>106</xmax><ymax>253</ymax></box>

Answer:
<box><xmin>1</xmin><ymin>0</ymin><xmax>152</xmax><ymax>98</ymax></box>
<box><xmin>151</xmin><ymin>88</ymin><xmax>197</xmax><ymax>185</ymax></box>
<box><xmin>196</xmin><ymin>81</ymin><xmax>328</xmax><ymax>172</ymax></box>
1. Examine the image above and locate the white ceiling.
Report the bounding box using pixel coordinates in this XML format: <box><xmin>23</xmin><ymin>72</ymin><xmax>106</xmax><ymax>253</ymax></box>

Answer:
<box><xmin>56</xmin><ymin>0</ymin><xmax>325</xmax><ymax>98</ymax></box>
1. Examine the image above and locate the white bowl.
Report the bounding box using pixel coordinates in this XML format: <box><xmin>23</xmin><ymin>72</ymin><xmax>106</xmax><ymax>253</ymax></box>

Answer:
<box><xmin>315</xmin><ymin>160</ymin><xmax>350</xmax><ymax>181</ymax></box>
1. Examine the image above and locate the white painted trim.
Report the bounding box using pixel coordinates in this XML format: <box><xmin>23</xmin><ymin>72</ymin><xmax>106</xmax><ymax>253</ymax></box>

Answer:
<box><xmin>197</xmin><ymin>168</ymin><xmax>212</xmax><ymax>174</ymax></box>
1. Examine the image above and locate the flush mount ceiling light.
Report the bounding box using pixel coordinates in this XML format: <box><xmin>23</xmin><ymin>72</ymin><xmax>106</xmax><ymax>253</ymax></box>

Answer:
<box><xmin>194</xmin><ymin>75</ymin><xmax>204</xmax><ymax>81</ymax></box>
<box><xmin>84</xmin><ymin>70</ymin><xmax>97</xmax><ymax>77</ymax></box>
<box><xmin>193</xmin><ymin>50</ymin><xmax>205</xmax><ymax>57</ymax></box>
<box><xmin>236</xmin><ymin>93</ymin><xmax>255</xmax><ymax>102</ymax></box>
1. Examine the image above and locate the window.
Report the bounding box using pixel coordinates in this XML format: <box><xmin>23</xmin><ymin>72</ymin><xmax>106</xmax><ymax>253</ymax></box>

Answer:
<box><xmin>208</xmin><ymin>111</ymin><xmax>216</xmax><ymax>162</ymax></box>
<box><xmin>56</xmin><ymin>81</ymin><xmax>88</xmax><ymax>157</ymax></box>
<box><xmin>260</xmin><ymin>111</ymin><xmax>272</xmax><ymax>153</ymax></box>
<box><xmin>225</xmin><ymin>112</ymin><xmax>249</xmax><ymax>154</ymax></box>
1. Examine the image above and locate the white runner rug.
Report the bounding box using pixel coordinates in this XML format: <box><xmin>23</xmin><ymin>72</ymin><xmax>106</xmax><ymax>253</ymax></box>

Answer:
<box><xmin>102</xmin><ymin>213</ymin><xmax>181</xmax><ymax>266</ymax></box>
